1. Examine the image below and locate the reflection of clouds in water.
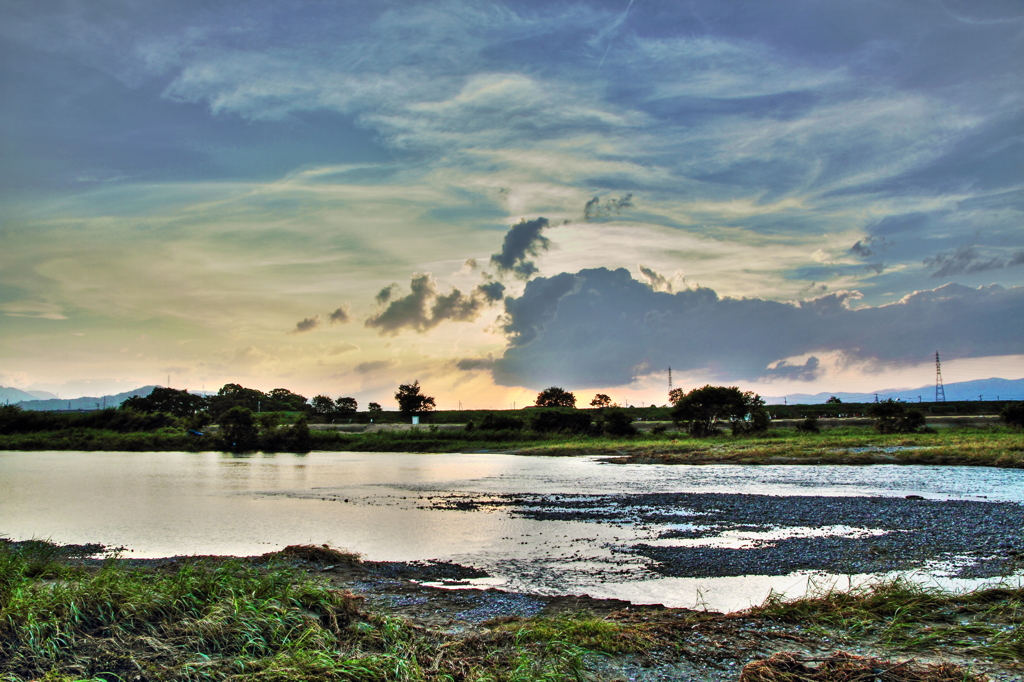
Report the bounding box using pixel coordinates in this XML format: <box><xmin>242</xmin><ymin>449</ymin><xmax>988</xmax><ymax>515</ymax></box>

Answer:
<box><xmin>3</xmin><ymin>451</ymin><xmax>1023</xmax><ymax>612</ymax></box>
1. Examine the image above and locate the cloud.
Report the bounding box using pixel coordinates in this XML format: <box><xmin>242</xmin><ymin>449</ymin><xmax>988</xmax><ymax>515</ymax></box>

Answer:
<box><xmin>376</xmin><ymin>285</ymin><xmax>398</xmax><ymax>305</ymax></box>
<box><xmin>291</xmin><ymin>315</ymin><xmax>321</xmax><ymax>334</ymax></box>
<box><xmin>455</xmin><ymin>356</ymin><xmax>496</xmax><ymax>371</ymax></box>
<box><xmin>365</xmin><ymin>273</ymin><xmax>503</xmax><ymax>335</ymax></box>
<box><xmin>925</xmin><ymin>246</ymin><xmax>1024</xmax><ymax>278</ymax></box>
<box><xmin>763</xmin><ymin>356</ymin><xmax>823</xmax><ymax>382</ymax></box>
<box><xmin>354</xmin><ymin>359</ymin><xmax>398</xmax><ymax>375</ymax></box>
<box><xmin>490</xmin><ymin>218</ymin><xmax>550</xmax><ymax>279</ymax></box>
<box><xmin>329</xmin><ymin>305</ymin><xmax>351</xmax><ymax>324</ymax></box>
<box><xmin>326</xmin><ymin>342</ymin><xmax>359</xmax><ymax>356</ymax></box>
<box><xmin>491</xmin><ymin>267</ymin><xmax>1024</xmax><ymax>387</ymax></box>
<box><xmin>638</xmin><ymin>264</ymin><xmax>672</xmax><ymax>293</ymax></box>
<box><xmin>849</xmin><ymin>240</ymin><xmax>874</xmax><ymax>258</ymax></box>
<box><xmin>583</xmin><ymin>194</ymin><xmax>634</xmax><ymax>220</ymax></box>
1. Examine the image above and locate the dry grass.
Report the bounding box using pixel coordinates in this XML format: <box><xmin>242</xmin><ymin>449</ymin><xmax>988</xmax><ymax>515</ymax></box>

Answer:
<box><xmin>739</xmin><ymin>651</ymin><xmax>985</xmax><ymax>682</ymax></box>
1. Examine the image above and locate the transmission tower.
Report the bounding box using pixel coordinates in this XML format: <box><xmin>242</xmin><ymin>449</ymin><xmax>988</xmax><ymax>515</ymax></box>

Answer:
<box><xmin>935</xmin><ymin>351</ymin><xmax>946</xmax><ymax>403</ymax></box>
<box><xmin>668</xmin><ymin>366</ymin><xmax>673</xmax><ymax>392</ymax></box>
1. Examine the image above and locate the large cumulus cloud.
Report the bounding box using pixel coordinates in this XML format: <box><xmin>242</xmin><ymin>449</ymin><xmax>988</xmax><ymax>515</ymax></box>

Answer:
<box><xmin>488</xmin><ymin>267</ymin><xmax>1024</xmax><ymax>387</ymax></box>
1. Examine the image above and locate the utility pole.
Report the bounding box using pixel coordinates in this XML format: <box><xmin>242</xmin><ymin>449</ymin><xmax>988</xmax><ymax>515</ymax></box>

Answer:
<box><xmin>935</xmin><ymin>351</ymin><xmax>946</xmax><ymax>403</ymax></box>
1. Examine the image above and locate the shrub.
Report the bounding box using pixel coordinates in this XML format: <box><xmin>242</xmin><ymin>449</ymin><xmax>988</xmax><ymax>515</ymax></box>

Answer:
<box><xmin>218</xmin><ymin>406</ymin><xmax>260</xmax><ymax>452</ymax></box>
<box><xmin>529</xmin><ymin>409</ymin><xmax>593</xmax><ymax>434</ymax></box>
<box><xmin>478</xmin><ymin>413</ymin><xmax>525</xmax><ymax>431</ymax></box>
<box><xmin>796</xmin><ymin>415</ymin><xmax>820</xmax><ymax>433</ymax></box>
<box><xmin>869</xmin><ymin>400</ymin><xmax>927</xmax><ymax>434</ymax></box>
<box><xmin>1001</xmin><ymin>402</ymin><xmax>1024</xmax><ymax>429</ymax></box>
<box><xmin>599</xmin><ymin>408</ymin><xmax>636</xmax><ymax>436</ymax></box>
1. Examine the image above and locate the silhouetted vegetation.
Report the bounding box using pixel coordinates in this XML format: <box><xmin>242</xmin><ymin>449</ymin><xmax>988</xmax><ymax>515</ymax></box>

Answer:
<box><xmin>796</xmin><ymin>415</ymin><xmax>821</xmax><ymax>433</ymax></box>
<box><xmin>535</xmin><ymin>386</ymin><xmax>576</xmax><ymax>408</ymax></box>
<box><xmin>395</xmin><ymin>380</ymin><xmax>435</xmax><ymax>416</ymax></box>
<box><xmin>670</xmin><ymin>385</ymin><xmax>769</xmax><ymax>437</ymax></box>
<box><xmin>597</xmin><ymin>407</ymin><xmax>637</xmax><ymax>436</ymax></box>
<box><xmin>475</xmin><ymin>413</ymin><xmax>525</xmax><ymax>431</ymax></box>
<box><xmin>1001</xmin><ymin>401</ymin><xmax>1024</xmax><ymax>429</ymax></box>
<box><xmin>870</xmin><ymin>399</ymin><xmax>928</xmax><ymax>434</ymax></box>
<box><xmin>0</xmin><ymin>405</ymin><xmax>177</xmax><ymax>434</ymax></box>
<box><xmin>529</xmin><ymin>408</ymin><xmax>592</xmax><ymax>434</ymax></box>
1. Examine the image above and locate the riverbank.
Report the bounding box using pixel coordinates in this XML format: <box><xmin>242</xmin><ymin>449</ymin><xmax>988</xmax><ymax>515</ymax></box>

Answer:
<box><xmin>0</xmin><ymin>539</ymin><xmax>1018</xmax><ymax>682</ymax></box>
<box><xmin>2</xmin><ymin>424</ymin><xmax>1021</xmax><ymax>468</ymax></box>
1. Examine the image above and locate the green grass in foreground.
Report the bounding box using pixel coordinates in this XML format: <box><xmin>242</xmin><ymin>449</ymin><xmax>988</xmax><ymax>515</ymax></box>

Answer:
<box><xmin>0</xmin><ymin>541</ymin><xmax>1020</xmax><ymax>681</ymax></box>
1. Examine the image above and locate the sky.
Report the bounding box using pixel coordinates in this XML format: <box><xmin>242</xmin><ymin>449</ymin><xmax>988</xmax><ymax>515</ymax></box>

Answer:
<box><xmin>2</xmin><ymin>0</ymin><xmax>1023</xmax><ymax>408</ymax></box>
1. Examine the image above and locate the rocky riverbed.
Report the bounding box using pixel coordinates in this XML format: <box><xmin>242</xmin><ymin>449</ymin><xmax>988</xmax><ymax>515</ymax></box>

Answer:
<box><xmin>427</xmin><ymin>491</ymin><xmax>1024</xmax><ymax>580</ymax></box>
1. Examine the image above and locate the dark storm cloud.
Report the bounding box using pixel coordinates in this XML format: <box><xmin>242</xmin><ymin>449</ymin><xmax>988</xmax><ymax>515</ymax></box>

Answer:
<box><xmin>365</xmin><ymin>274</ymin><xmax>503</xmax><ymax>335</ymax></box>
<box><xmin>925</xmin><ymin>246</ymin><xmax>1024</xmax><ymax>279</ymax></box>
<box><xmin>490</xmin><ymin>268</ymin><xmax>1024</xmax><ymax>387</ymax></box>
<box><xmin>291</xmin><ymin>315</ymin><xmax>321</xmax><ymax>334</ymax></box>
<box><xmin>490</xmin><ymin>218</ymin><xmax>550</xmax><ymax>279</ymax></box>
<box><xmin>329</xmin><ymin>305</ymin><xmax>351</xmax><ymax>324</ymax></box>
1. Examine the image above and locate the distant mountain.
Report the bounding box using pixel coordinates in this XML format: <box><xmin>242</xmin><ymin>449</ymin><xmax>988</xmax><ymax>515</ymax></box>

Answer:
<box><xmin>767</xmin><ymin>377</ymin><xmax>1024</xmax><ymax>405</ymax></box>
<box><xmin>1</xmin><ymin>386</ymin><xmax>43</xmax><ymax>404</ymax></box>
<box><xmin>25</xmin><ymin>389</ymin><xmax>59</xmax><ymax>399</ymax></box>
<box><xmin>14</xmin><ymin>386</ymin><xmax>159</xmax><ymax>411</ymax></box>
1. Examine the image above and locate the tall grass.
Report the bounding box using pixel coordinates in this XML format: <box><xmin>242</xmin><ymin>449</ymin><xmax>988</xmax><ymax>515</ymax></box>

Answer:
<box><xmin>751</xmin><ymin>578</ymin><xmax>1024</xmax><ymax>661</ymax></box>
<box><xmin>0</xmin><ymin>543</ymin><xmax>418</xmax><ymax>682</ymax></box>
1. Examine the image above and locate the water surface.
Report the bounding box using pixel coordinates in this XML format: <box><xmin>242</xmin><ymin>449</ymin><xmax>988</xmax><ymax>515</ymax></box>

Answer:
<box><xmin>3</xmin><ymin>451</ymin><xmax>1021</xmax><ymax>612</ymax></box>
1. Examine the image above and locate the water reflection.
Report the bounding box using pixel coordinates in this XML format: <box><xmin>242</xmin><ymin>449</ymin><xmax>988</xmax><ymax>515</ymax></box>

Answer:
<box><xmin>2</xmin><ymin>450</ymin><xmax>1022</xmax><ymax>612</ymax></box>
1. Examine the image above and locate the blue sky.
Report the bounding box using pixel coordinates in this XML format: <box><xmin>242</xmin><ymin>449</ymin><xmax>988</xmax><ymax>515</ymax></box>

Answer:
<box><xmin>2</xmin><ymin>0</ymin><xmax>1022</xmax><ymax>406</ymax></box>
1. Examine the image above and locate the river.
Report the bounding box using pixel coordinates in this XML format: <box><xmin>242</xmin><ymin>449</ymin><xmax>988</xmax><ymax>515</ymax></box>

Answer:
<box><xmin>2</xmin><ymin>450</ymin><xmax>1022</xmax><ymax>612</ymax></box>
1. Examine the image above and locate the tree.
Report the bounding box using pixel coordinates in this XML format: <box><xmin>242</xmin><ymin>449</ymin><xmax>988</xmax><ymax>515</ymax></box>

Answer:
<box><xmin>311</xmin><ymin>395</ymin><xmax>336</xmax><ymax>414</ymax></box>
<box><xmin>120</xmin><ymin>387</ymin><xmax>206</xmax><ymax>417</ymax></box>
<box><xmin>668</xmin><ymin>387</ymin><xmax>685</xmax><ymax>405</ymax></box>
<box><xmin>671</xmin><ymin>385</ymin><xmax>767</xmax><ymax>437</ymax></box>
<box><xmin>368</xmin><ymin>402</ymin><xmax>382</xmax><ymax>413</ymax></box>
<box><xmin>335</xmin><ymin>397</ymin><xmax>358</xmax><ymax>414</ymax></box>
<box><xmin>395</xmin><ymin>381</ymin><xmax>435</xmax><ymax>416</ymax></box>
<box><xmin>208</xmin><ymin>383</ymin><xmax>266</xmax><ymax>417</ymax></box>
<box><xmin>826</xmin><ymin>396</ymin><xmax>842</xmax><ymax>404</ymax></box>
<box><xmin>869</xmin><ymin>399</ymin><xmax>926</xmax><ymax>434</ymax></box>
<box><xmin>589</xmin><ymin>394</ymin><xmax>613</xmax><ymax>408</ymax></box>
<box><xmin>535</xmin><ymin>387</ymin><xmax>576</xmax><ymax>408</ymax></box>
<box><xmin>218</xmin><ymin>406</ymin><xmax>259</xmax><ymax>452</ymax></box>
<box><xmin>266</xmin><ymin>388</ymin><xmax>309</xmax><ymax>412</ymax></box>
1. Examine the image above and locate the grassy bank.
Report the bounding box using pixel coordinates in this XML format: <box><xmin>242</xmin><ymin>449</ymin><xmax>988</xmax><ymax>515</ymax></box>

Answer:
<box><xmin>0</xmin><ymin>541</ymin><xmax>1012</xmax><ymax>681</ymax></box>
<box><xmin>0</xmin><ymin>422</ymin><xmax>1021</xmax><ymax>467</ymax></box>
<box><xmin>308</xmin><ymin>425</ymin><xmax>1024</xmax><ymax>467</ymax></box>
